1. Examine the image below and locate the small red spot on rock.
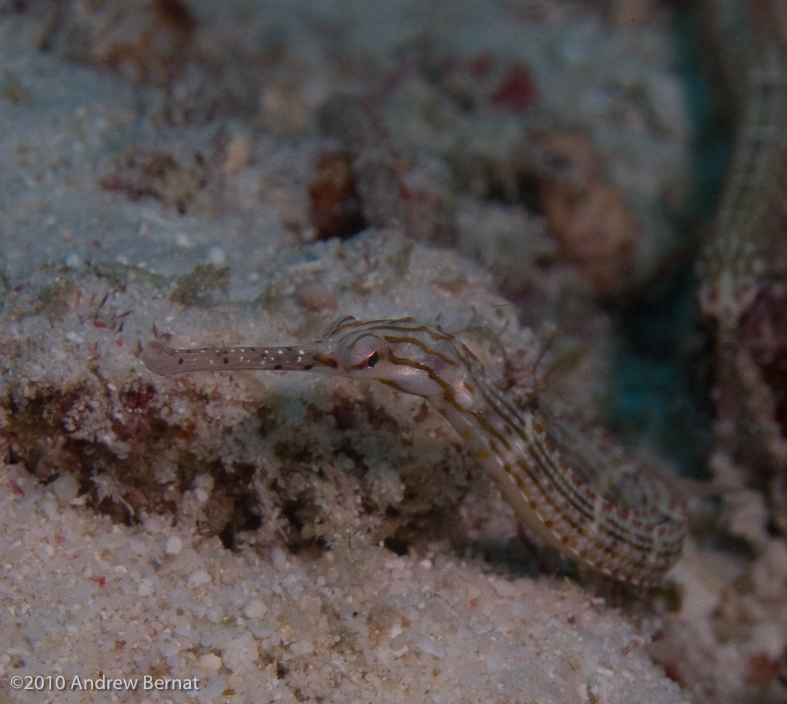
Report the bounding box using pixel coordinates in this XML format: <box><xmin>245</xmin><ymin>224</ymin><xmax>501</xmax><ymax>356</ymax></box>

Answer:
<box><xmin>489</xmin><ymin>64</ymin><xmax>537</xmax><ymax>112</ymax></box>
<box><xmin>745</xmin><ymin>653</ymin><xmax>782</xmax><ymax>688</ymax></box>
<box><xmin>121</xmin><ymin>383</ymin><xmax>156</xmax><ymax>409</ymax></box>
<box><xmin>175</xmin><ymin>421</ymin><xmax>197</xmax><ymax>441</ymax></box>
<box><xmin>466</xmin><ymin>53</ymin><xmax>492</xmax><ymax>78</ymax></box>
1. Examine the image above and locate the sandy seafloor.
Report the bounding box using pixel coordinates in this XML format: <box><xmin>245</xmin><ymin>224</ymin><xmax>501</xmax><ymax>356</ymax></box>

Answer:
<box><xmin>1</xmin><ymin>1</ymin><xmax>787</xmax><ymax>703</ymax></box>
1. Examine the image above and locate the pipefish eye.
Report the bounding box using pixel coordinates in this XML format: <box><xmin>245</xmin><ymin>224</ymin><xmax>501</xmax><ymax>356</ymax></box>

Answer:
<box><xmin>339</xmin><ymin>333</ymin><xmax>389</xmax><ymax>372</ymax></box>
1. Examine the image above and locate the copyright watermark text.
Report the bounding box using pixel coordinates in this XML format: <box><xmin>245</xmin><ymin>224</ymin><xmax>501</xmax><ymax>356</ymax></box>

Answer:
<box><xmin>9</xmin><ymin>674</ymin><xmax>201</xmax><ymax>692</ymax></box>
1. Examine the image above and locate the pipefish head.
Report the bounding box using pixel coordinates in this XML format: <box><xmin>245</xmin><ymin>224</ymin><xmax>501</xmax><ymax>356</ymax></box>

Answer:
<box><xmin>141</xmin><ymin>315</ymin><xmax>466</xmax><ymax>399</ymax></box>
<box><xmin>326</xmin><ymin>316</ymin><xmax>463</xmax><ymax>398</ymax></box>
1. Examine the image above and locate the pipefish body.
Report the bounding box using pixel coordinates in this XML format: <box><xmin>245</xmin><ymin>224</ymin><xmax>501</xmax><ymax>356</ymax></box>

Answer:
<box><xmin>142</xmin><ymin>316</ymin><xmax>686</xmax><ymax>586</ymax></box>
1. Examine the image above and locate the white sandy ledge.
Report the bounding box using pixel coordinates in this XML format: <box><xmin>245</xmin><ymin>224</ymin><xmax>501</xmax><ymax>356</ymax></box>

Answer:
<box><xmin>0</xmin><ymin>230</ymin><xmax>687</xmax><ymax>703</ymax></box>
<box><xmin>0</xmin><ymin>460</ymin><xmax>687</xmax><ymax>704</ymax></box>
